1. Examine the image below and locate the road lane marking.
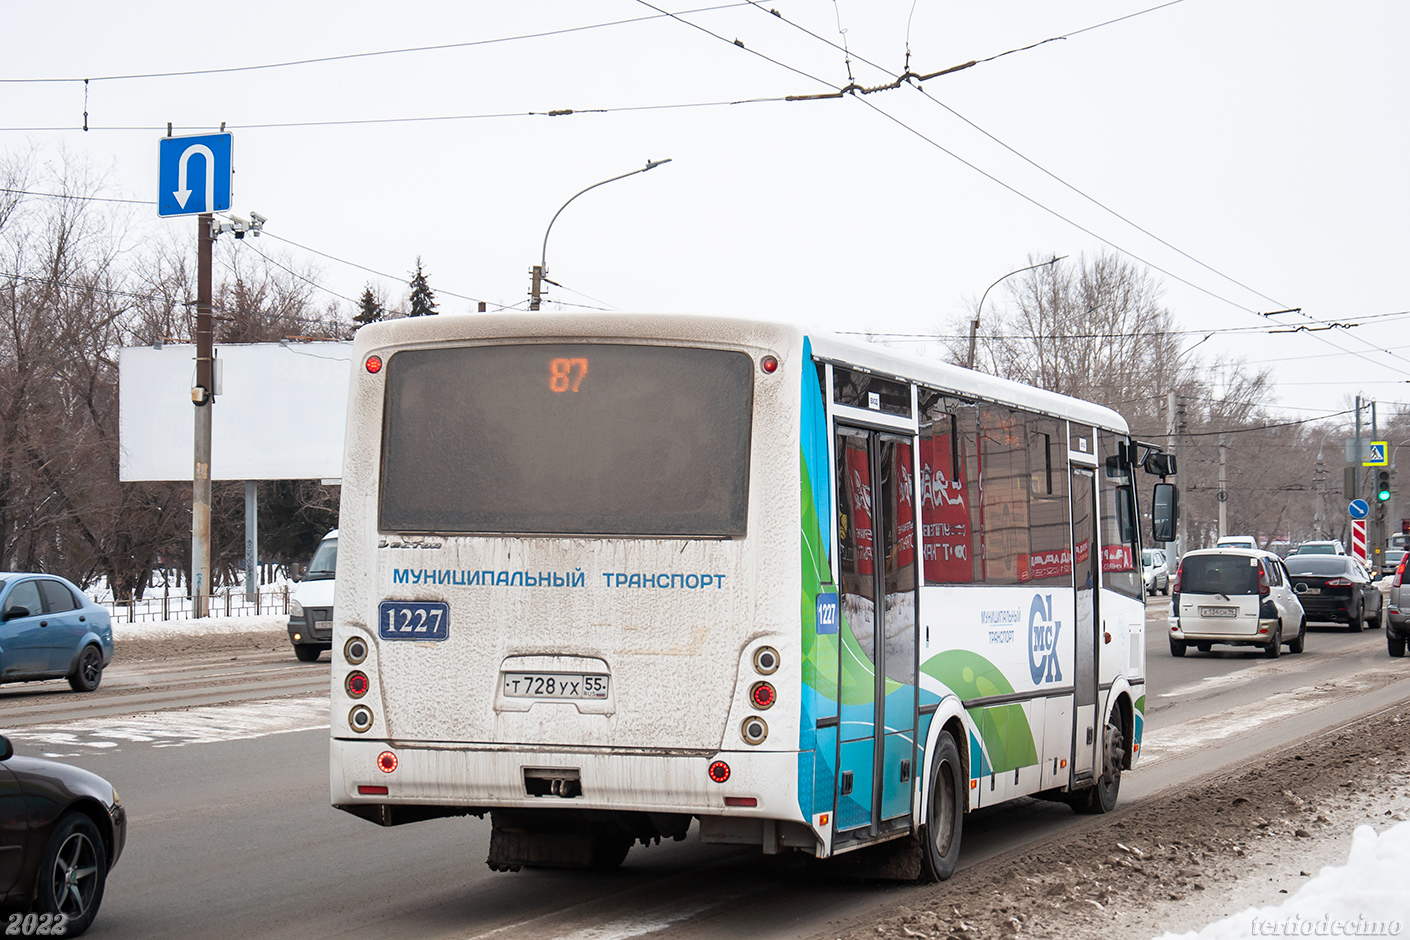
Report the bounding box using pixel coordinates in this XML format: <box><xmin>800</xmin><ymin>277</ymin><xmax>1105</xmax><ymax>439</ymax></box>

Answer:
<box><xmin>5</xmin><ymin>695</ymin><xmax>328</xmax><ymax>755</ymax></box>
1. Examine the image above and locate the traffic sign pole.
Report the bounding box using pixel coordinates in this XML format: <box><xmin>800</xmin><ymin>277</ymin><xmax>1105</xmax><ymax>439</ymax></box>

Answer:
<box><xmin>192</xmin><ymin>213</ymin><xmax>213</xmax><ymax>619</ymax></box>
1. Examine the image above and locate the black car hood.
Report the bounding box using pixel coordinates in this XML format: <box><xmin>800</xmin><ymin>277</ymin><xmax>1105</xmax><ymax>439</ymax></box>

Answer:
<box><xmin>3</xmin><ymin>753</ymin><xmax>116</xmax><ymax>805</ymax></box>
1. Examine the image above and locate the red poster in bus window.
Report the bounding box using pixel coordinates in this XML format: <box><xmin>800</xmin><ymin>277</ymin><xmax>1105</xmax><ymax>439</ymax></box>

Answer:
<box><xmin>1101</xmin><ymin>544</ymin><xmax>1134</xmax><ymax>572</ymax></box>
<box><xmin>845</xmin><ymin>446</ymin><xmax>874</xmax><ymax>575</ymax></box>
<box><xmin>919</xmin><ymin>436</ymin><xmax>971</xmax><ymax>583</ymax></box>
<box><xmin>1073</xmin><ymin>538</ymin><xmax>1091</xmax><ymax>566</ymax></box>
<box><xmin>894</xmin><ymin>444</ymin><xmax>916</xmax><ymax>569</ymax></box>
<box><xmin>1027</xmin><ymin>548</ymin><xmax>1073</xmax><ymax>580</ymax></box>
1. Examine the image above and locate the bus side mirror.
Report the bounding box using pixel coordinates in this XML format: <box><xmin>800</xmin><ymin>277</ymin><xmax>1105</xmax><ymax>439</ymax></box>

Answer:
<box><xmin>1144</xmin><ymin>452</ymin><xmax>1178</xmax><ymax>477</ymax></box>
<box><xmin>1152</xmin><ymin>482</ymin><xmax>1178</xmax><ymax>543</ymax></box>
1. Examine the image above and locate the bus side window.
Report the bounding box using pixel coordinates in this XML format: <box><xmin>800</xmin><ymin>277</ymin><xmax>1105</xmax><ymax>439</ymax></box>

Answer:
<box><xmin>918</xmin><ymin>390</ymin><xmax>977</xmax><ymax>585</ymax></box>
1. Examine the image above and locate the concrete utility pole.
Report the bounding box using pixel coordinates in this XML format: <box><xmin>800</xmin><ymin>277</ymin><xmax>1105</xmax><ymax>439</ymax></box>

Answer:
<box><xmin>1217</xmin><ymin>433</ymin><xmax>1227</xmax><ymax>538</ymax></box>
<box><xmin>192</xmin><ymin>213</ymin><xmax>213</xmax><ymax>618</ymax></box>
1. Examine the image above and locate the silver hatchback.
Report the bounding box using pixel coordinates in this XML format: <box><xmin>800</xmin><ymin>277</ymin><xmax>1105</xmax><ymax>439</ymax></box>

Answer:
<box><xmin>1170</xmin><ymin>549</ymin><xmax>1306</xmax><ymax>657</ymax></box>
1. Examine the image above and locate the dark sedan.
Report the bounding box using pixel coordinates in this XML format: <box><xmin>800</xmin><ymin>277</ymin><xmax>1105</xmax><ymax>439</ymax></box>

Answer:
<box><xmin>0</xmin><ymin>735</ymin><xmax>125</xmax><ymax>936</ymax></box>
<box><xmin>1285</xmin><ymin>555</ymin><xmax>1383</xmax><ymax>631</ymax></box>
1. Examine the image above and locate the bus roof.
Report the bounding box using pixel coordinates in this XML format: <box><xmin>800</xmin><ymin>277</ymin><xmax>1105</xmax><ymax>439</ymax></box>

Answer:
<box><xmin>353</xmin><ymin>311</ymin><xmax>1130</xmax><ymax>434</ymax></box>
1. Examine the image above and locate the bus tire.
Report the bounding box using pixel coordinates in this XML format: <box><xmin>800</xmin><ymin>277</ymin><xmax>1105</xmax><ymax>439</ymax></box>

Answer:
<box><xmin>1073</xmin><ymin>719</ymin><xmax>1124</xmax><ymax>815</ymax></box>
<box><xmin>920</xmin><ymin>732</ymin><xmax>964</xmax><ymax>883</ymax></box>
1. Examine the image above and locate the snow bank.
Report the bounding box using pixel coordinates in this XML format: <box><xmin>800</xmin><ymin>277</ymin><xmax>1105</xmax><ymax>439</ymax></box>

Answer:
<box><xmin>1154</xmin><ymin>821</ymin><xmax>1410</xmax><ymax>939</ymax></box>
<box><xmin>112</xmin><ymin>613</ymin><xmax>288</xmax><ymax>641</ymax></box>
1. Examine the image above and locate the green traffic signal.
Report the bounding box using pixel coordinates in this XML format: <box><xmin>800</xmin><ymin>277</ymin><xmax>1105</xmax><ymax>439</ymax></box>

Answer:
<box><xmin>1377</xmin><ymin>470</ymin><xmax>1392</xmax><ymax>502</ymax></box>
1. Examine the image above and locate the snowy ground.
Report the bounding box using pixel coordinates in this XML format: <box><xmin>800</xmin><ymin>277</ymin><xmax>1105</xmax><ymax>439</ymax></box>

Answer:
<box><xmin>1154</xmin><ymin>822</ymin><xmax>1408</xmax><ymax>938</ymax></box>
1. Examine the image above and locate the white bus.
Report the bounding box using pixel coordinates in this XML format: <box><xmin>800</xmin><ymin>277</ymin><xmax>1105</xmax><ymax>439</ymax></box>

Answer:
<box><xmin>329</xmin><ymin>313</ymin><xmax>1177</xmax><ymax>879</ymax></box>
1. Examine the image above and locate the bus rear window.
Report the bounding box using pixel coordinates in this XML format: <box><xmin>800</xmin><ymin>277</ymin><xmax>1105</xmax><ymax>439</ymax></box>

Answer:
<box><xmin>379</xmin><ymin>343</ymin><xmax>754</xmax><ymax>537</ymax></box>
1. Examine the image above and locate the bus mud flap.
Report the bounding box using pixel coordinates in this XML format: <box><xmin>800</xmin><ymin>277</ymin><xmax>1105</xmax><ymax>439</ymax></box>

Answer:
<box><xmin>820</xmin><ymin>834</ymin><xmax>923</xmax><ymax>881</ymax></box>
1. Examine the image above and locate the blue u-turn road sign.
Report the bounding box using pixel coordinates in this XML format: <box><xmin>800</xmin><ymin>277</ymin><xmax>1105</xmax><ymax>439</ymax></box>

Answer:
<box><xmin>158</xmin><ymin>133</ymin><xmax>233</xmax><ymax>217</ymax></box>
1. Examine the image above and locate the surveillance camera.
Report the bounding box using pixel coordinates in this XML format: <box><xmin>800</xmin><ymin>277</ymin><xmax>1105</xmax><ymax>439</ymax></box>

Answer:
<box><xmin>250</xmin><ymin>212</ymin><xmax>267</xmax><ymax>224</ymax></box>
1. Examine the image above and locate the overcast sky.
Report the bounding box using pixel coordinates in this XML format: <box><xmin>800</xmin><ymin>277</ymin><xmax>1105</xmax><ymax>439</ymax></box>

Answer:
<box><xmin>5</xmin><ymin>1</ymin><xmax>1408</xmax><ymax>422</ymax></box>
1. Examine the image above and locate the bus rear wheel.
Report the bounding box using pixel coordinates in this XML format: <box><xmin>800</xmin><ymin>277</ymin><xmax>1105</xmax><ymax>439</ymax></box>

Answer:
<box><xmin>920</xmin><ymin>732</ymin><xmax>964</xmax><ymax>882</ymax></box>
<box><xmin>1072</xmin><ymin>719</ymin><xmax>1124</xmax><ymax>815</ymax></box>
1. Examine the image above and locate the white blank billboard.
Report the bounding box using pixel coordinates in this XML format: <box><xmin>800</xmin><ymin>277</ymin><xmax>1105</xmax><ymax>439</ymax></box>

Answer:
<box><xmin>119</xmin><ymin>342</ymin><xmax>352</xmax><ymax>481</ymax></box>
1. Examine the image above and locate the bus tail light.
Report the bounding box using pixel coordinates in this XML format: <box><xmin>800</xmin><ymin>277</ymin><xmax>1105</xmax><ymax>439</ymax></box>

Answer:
<box><xmin>345</xmin><ymin>636</ymin><xmax>368</xmax><ymax>664</ymax></box>
<box><xmin>753</xmin><ymin>646</ymin><xmax>779</xmax><ymax>675</ymax></box>
<box><xmin>760</xmin><ymin>355</ymin><xmax>779</xmax><ymax>374</ymax></box>
<box><xmin>348</xmin><ymin>705</ymin><xmax>374</xmax><ymax>733</ymax></box>
<box><xmin>365</xmin><ymin>355</ymin><xmax>383</xmax><ymax>374</ymax></box>
<box><xmin>741</xmin><ymin>716</ymin><xmax>768</xmax><ymax>745</ymax></box>
<box><xmin>345</xmin><ymin>671</ymin><xmax>370</xmax><ymax>698</ymax></box>
<box><xmin>708</xmin><ymin>761</ymin><xmax>731</xmax><ymax>783</ymax></box>
<box><xmin>749</xmin><ymin>681</ymin><xmax>776</xmax><ymax>710</ymax></box>
<box><xmin>377</xmin><ymin>751</ymin><xmax>399</xmax><ymax>774</ymax></box>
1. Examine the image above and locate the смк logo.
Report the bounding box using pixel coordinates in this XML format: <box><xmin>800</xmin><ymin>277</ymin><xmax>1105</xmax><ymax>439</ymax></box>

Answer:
<box><xmin>1028</xmin><ymin>594</ymin><xmax>1063</xmax><ymax>684</ymax></box>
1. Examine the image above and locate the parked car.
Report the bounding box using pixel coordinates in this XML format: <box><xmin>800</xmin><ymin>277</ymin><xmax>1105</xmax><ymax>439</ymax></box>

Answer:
<box><xmin>1215</xmin><ymin>536</ymin><xmax>1258</xmax><ymax>550</ymax></box>
<box><xmin>0</xmin><ymin>735</ymin><xmax>125</xmax><ymax>936</ymax></box>
<box><xmin>287</xmin><ymin>529</ymin><xmax>337</xmax><ymax>662</ymax></box>
<box><xmin>1383</xmin><ymin>555</ymin><xmax>1410</xmax><ymax>657</ymax></box>
<box><xmin>1286</xmin><ymin>540</ymin><xmax>1346</xmax><ymax>556</ymax></box>
<box><xmin>1142</xmin><ymin>548</ymin><xmax>1170</xmax><ymax>595</ymax></box>
<box><xmin>1284</xmin><ymin>554</ymin><xmax>1382</xmax><ymax>631</ymax></box>
<box><xmin>1170</xmin><ymin>549</ymin><xmax>1306</xmax><ymax>657</ymax></box>
<box><xmin>0</xmin><ymin>573</ymin><xmax>113</xmax><ymax>692</ymax></box>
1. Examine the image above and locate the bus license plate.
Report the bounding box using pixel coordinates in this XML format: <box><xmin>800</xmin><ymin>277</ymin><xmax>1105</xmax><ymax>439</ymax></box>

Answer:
<box><xmin>378</xmin><ymin>601</ymin><xmax>450</xmax><ymax>640</ymax></box>
<box><xmin>502</xmin><ymin>672</ymin><xmax>609</xmax><ymax>700</ymax></box>
<box><xmin>1199</xmin><ymin>606</ymin><xmax>1238</xmax><ymax>618</ymax></box>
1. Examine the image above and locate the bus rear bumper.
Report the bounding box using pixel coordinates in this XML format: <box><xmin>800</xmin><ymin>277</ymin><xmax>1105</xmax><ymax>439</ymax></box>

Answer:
<box><xmin>330</xmin><ymin>737</ymin><xmax>808</xmax><ymax>823</ymax></box>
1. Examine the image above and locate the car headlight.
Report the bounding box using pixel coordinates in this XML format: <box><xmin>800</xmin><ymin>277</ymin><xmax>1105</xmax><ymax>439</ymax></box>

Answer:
<box><xmin>290</xmin><ymin>599</ymin><xmax>304</xmax><ymax>617</ymax></box>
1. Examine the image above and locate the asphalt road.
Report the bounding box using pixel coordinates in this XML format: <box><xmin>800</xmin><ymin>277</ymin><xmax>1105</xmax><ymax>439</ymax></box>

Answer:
<box><xmin>4</xmin><ymin>600</ymin><xmax>1409</xmax><ymax>940</ymax></box>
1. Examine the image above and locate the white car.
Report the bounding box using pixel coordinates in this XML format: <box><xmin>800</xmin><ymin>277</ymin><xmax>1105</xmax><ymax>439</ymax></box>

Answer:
<box><xmin>1215</xmin><ymin>536</ymin><xmax>1258</xmax><ymax>550</ymax></box>
<box><xmin>1142</xmin><ymin>548</ymin><xmax>1170</xmax><ymax>595</ymax></box>
<box><xmin>1171</xmin><ymin>549</ymin><xmax>1306</xmax><ymax>657</ymax></box>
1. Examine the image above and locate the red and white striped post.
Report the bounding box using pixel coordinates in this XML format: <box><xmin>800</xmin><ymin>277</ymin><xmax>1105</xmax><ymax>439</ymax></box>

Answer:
<box><xmin>1352</xmin><ymin>518</ymin><xmax>1368</xmax><ymax>563</ymax></box>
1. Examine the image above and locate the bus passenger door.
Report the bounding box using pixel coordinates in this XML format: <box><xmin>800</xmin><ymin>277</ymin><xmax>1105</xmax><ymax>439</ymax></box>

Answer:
<box><xmin>833</xmin><ymin>426</ymin><xmax>917</xmax><ymax>840</ymax></box>
<box><xmin>1070</xmin><ymin>467</ymin><xmax>1100</xmax><ymax>783</ymax></box>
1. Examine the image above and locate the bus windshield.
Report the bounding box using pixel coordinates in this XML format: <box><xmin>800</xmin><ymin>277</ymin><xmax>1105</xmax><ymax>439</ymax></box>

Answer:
<box><xmin>379</xmin><ymin>343</ymin><xmax>754</xmax><ymax>537</ymax></box>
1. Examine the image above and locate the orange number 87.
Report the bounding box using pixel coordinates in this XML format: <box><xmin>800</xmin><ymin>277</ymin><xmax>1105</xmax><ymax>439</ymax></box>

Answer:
<box><xmin>549</xmin><ymin>358</ymin><xmax>589</xmax><ymax>392</ymax></box>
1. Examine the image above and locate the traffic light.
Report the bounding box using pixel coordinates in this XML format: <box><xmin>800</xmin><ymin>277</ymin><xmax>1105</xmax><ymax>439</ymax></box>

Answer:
<box><xmin>1377</xmin><ymin>470</ymin><xmax>1392</xmax><ymax>502</ymax></box>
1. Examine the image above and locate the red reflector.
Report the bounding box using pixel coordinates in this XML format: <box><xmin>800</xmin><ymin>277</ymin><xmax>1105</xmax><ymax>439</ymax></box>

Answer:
<box><xmin>761</xmin><ymin>355</ymin><xmax>779</xmax><ymax>374</ymax></box>
<box><xmin>377</xmin><ymin>751</ymin><xmax>398</xmax><ymax>774</ymax></box>
<box><xmin>750</xmin><ymin>681</ymin><xmax>776</xmax><ymax>709</ymax></box>
<box><xmin>358</xmin><ymin>785</ymin><xmax>389</xmax><ymax>795</ymax></box>
<box><xmin>346</xmin><ymin>671</ymin><xmax>369</xmax><ymax>698</ymax></box>
<box><xmin>365</xmin><ymin>355</ymin><xmax>383</xmax><ymax>374</ymax></box>
<box><xmin>725</xmin><ymin>796</ymin><xmax>757</xmax><ymax>807</ymax></box>
<box><xmin>708</xmin><ymin>760</ymin><xmax>731</xmax><ymax>783</ymax></box>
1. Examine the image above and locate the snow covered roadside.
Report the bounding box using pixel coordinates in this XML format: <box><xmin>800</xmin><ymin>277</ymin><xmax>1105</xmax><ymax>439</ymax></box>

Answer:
<box><xmin>1153</xmin><ymin>822</ymin><xmax>1409</xmax><ymax>938</ymax></box>
<box><xmin>112</xmin><ymin>613</ymin><xmax>289</xmax><ymax>641</ymax></box>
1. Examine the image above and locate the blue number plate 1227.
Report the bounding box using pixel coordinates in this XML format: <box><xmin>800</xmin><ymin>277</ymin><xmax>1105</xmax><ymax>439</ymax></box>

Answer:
<box><xmin>378</xmin><ymin>601</ymin><xmax>450</xmax><ymax>640</ymax></box>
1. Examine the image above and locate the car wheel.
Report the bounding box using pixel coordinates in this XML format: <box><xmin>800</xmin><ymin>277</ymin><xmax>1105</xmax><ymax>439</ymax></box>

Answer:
<box><xmin>67</xmin><ymin>645</ymin><xmax>103</xmax><ymax>693</ymax></box>
<box><xmin>1162</xmin><ymin>582</ymin><xmax>1170</xmax><ymax>596</ymax></box>
<box><xmin>1264</xmin><ymin>622</ymin><xmax>1282</xmax><ymax>658</ymax></box>
<box><xmin>920</xmin><ymin>732</ymin><xmax>964</xmax><ymax>882</ymax></box>
<box><xmin>1390</xmin><ymin>632</ymin><xmax>1407</xmax><ymax>658</ymax></box>
<box><xmin>293</xmin><ymin>645</ymin><xmax>323</xmax><ymax>663</ymax></box>
<box><xmin>1288</xmin><ymin>618</ymin><xmax>1306</xmax><ymax>654</ymax></box>
<box><xmin>36</xmin><ymin>812</ymin><xmax>108</xmax><ymax>937</ymax></box>
<box><xmin>1072</xmin><ymin>718</ymin><xmax>1124</xmax><ymax>815</ymax></box>
<box><xmin>1169</xmin><ymin>638</ymin><xmax>1186</xmax><ymax>657</ymax></box>
<box><xmin>1348</xmin><ymin>602</ymin><xmax>1364</xmax><ymax>632</ymax></box>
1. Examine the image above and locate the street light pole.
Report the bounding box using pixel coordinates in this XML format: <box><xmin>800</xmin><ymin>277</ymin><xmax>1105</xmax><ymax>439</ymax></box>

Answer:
<box><xmin>966</xmin><ymin>255</ymin><xmax>1065</xmax><ymax>370</ymax></box>
<box><xmin>529</xmin><ymin>158</ymin><xmax>673</xmax><ymax>311</ymax></box>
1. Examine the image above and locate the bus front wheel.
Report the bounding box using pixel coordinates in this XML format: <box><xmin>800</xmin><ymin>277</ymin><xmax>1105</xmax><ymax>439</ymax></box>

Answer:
<box><xmin>920</xmin><ymin>732</ymin><xmax>964</xmax><ymax>882</ymax></box>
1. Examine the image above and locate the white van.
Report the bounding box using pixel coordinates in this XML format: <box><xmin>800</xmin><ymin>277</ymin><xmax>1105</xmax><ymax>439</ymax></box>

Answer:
<box><xmin>1171</xmin><ymin>548</ymin><xmax>1306</xmax><ymax>657</ymax></box>
<box><xmin>287</xmin><ymin>529</ymin><xmax>337</xmax><ymax>662</ymax></box>
<box><xmin>1215</xmin><ymin>536</ymin><xmax>1257</xmax><ymax>550</ymax></box>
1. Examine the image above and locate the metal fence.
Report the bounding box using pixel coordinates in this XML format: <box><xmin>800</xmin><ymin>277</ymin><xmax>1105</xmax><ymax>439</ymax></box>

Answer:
<box><xmin>102</xmin><ymin>584</ymin><xmax>291</xmax><ymax>624</ymax></box>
